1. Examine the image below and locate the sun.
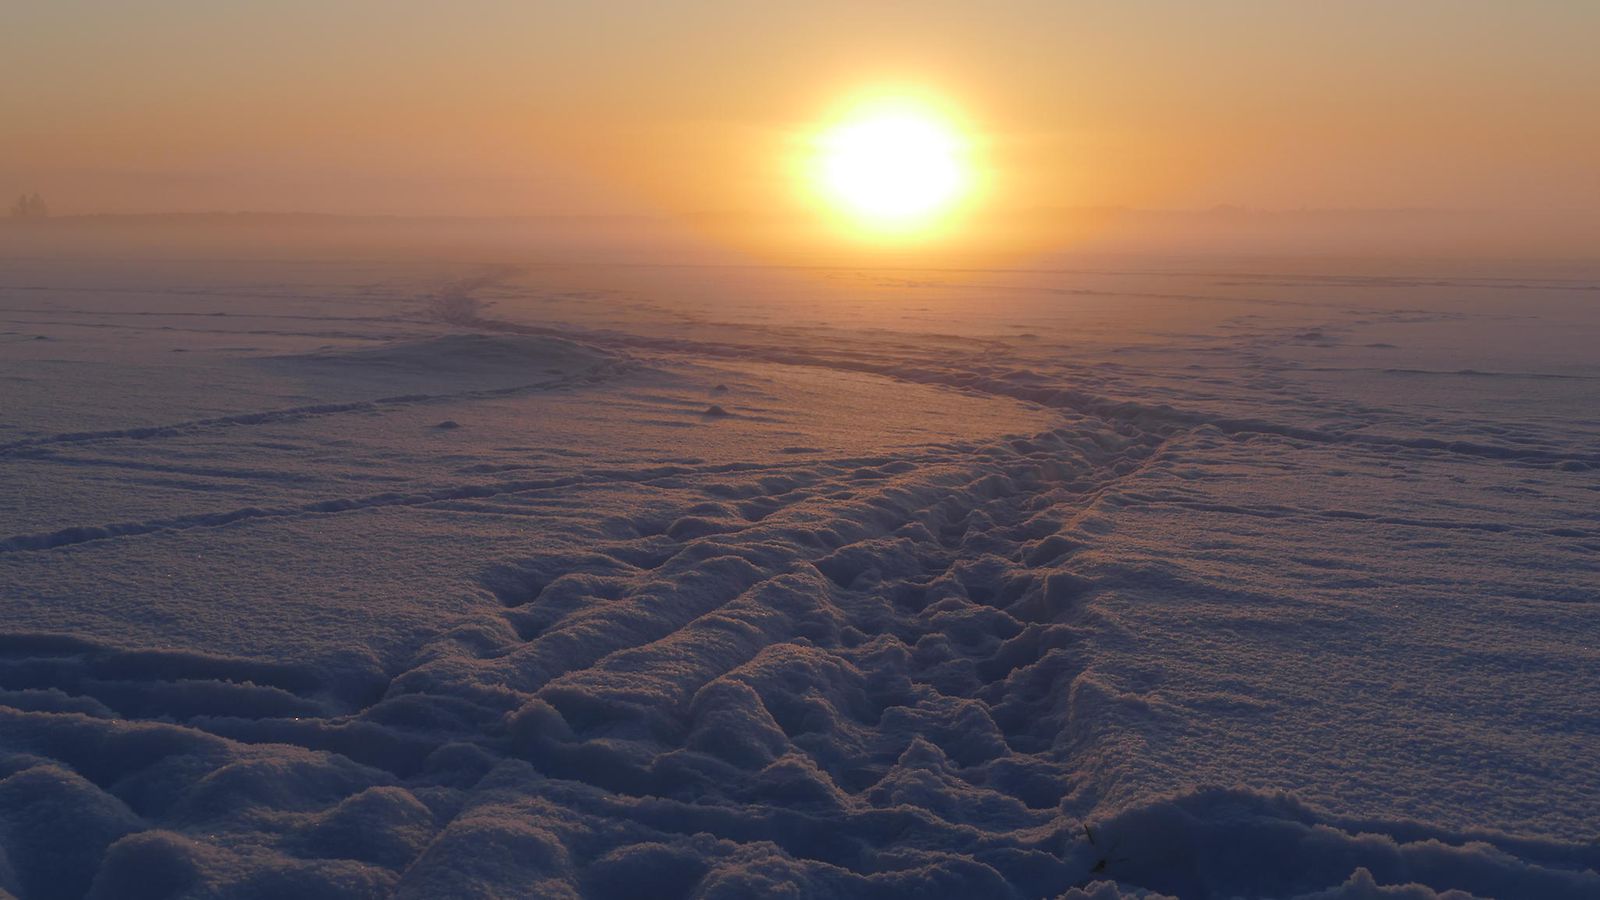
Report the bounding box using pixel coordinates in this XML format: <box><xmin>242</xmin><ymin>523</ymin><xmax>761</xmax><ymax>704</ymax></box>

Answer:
<box><xmin>812</xmin><ymin>99</ymin><xmax>973</xmax><ymax>235</ymax></box>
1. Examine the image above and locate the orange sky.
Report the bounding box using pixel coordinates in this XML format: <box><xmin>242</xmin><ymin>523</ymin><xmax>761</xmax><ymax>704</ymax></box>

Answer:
<box><xmin>6</xmin><ymin>2</ymin><xmax>1599</xmax><ymax>258</ymax></box>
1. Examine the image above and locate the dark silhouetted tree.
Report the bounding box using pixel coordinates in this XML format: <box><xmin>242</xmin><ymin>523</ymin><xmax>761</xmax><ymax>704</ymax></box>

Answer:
<box><xmin>10</xmin><ymin>193</ymin><xmax>49</xmax><ymax>219</ymax></box>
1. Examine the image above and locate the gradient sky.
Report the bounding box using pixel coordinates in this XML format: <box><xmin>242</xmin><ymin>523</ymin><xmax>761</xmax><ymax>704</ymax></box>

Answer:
<box><xmin>7</xmin><ymin>1</ymin><xmax>1599</xmax><ymax>250</ymax></box>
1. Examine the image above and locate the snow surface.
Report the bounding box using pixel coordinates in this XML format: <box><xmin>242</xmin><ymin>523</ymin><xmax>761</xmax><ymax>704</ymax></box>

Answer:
<box><xmin>1</xmin><ymin>256</ymin><xmax>1597</xmax><ymax>899</ymax></box>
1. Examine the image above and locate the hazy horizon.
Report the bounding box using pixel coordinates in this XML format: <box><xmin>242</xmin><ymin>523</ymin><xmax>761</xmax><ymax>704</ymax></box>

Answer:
<box><xmin>8</xmin><ymin>205</ymin><xmax>1598</xmax><ymax>266</ymax></box>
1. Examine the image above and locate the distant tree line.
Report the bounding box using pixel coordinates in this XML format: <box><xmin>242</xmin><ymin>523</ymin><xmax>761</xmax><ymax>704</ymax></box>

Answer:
<box><xmin>10</xmin><ymin>193</ymin><xmax>49</xmax><ymax>219</ymax></box>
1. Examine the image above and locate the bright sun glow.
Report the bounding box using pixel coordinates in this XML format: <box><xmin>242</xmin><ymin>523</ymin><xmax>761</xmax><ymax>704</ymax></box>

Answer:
<box><xmin>814</xmin><ymin>101</ymin><xmax>972</xmax><ymax>235</ymax></box>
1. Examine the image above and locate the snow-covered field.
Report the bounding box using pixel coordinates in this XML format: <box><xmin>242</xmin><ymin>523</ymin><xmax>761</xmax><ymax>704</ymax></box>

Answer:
<box><xmin>1</xmin><ymin>254</ymin><xmax>1597</xmax><ymax>898</ymax></box>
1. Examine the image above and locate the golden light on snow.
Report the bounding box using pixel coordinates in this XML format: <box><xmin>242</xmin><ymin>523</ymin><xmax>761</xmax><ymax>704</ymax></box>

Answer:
<box><xmin>811</xmin><ymin>98</ymin><xmax>975</xmax><ymax>238</ymax></box>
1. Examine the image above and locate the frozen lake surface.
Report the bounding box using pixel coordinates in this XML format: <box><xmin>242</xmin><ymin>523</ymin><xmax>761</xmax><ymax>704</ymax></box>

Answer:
<box><xmin>1</xmin><ymin>255</ymin><xmax>1597</xmax><ymax>898</ymax></box>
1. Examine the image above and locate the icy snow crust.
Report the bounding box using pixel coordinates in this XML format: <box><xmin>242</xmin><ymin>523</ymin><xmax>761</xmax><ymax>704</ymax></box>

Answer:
<box><xmin>1</xmin><ymin>259</ymin><xmax>1597</xmax><ymax>899</ymax></box>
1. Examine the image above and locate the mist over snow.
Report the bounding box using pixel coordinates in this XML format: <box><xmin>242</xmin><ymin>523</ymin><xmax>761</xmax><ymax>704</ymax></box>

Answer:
<box><xmin>1</xmin><ymin>254</ymin><xmax>1597</xmax><ymax>899</ymax></box>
